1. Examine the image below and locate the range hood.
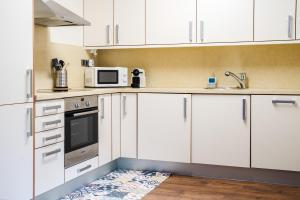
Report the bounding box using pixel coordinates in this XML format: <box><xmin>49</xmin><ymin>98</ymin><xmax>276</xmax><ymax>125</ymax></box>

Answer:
<box><xmin>34</xmin><ymin>0</ymin><xmax>91</xmax><ymax>27</ymax></box>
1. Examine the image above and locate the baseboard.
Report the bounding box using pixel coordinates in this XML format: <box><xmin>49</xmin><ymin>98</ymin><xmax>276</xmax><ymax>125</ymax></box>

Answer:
<box><xmin>117</xmin><ymin>158</ymin><xmax>300</xmax><ymax>186</ymax></box>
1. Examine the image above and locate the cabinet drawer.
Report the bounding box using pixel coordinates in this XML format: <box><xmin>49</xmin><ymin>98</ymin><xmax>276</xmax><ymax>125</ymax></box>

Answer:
<box><xmin>36</xmin><ymin>99</ymin><xmax>64</xmax><ymax>117</ymax></box>
<box><xmin>35</xmin><ymin>114</ymin><xmax>64</xmax><ymax>132</ymax></box>
<box><xmin>35</xmin><ymin>128</ymin><xmax>64</xmax><ymax>149</ymax></box>
<box><xmin>35</xmin><ymin>142</ymin><xmax>64</xmax><ymax>196</ymax></box>
<box><xmin>65</xmin><ymin>157</ymin><xmax>98</xmax><ymax>182</ymax></box>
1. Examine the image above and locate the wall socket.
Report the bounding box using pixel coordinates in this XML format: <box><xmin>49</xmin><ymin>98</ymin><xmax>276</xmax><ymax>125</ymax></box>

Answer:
<box><xmin>81</xmin><ymin>59</ymin><xmax>94</xmax><ymax>67</ymax></box>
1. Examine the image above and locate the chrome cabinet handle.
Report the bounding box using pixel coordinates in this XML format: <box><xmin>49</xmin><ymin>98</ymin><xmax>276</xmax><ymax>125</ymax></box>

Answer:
<box><xmin>242</xmin><ymin>98</ymin><xmax>246</xmax><ymax>121</ymax></box>
<box><xmin>106</xmin><ymin>25</ymin><xmax>110</xmax><ymax>45</ymax></box>
<box><xmin>101</xmin><ymin>98</ymin><xmax>105</xmax><ymax>119</ymax></box>
<box><xmin>43</xmin><ymin>119</ymin><xmax>61</xmax><ymax>126</ymax></box>
<box><xmin>43</xmin><ymin>105</ymin><xmax>61</xmax><ymax>112</ymax></box>
<box><xmin>73</xmin><ymin>110</ymin><xmax>98</xmax><ymax>117</ymax></box>
<box><xmin>183</xmin><ymin>98</ymin><xmax>187</xmax><ymax>119</ymax></box>
<box><xmin>26</xmin><ymin>69</ymin><xmax>33</xmax><ymax>99</ymax></box>
<box><xmin>200</xmin><ymin>20</ymin><xmax>204</xmax><ymax>42</ymax></box>
<box><xmin>123</xmin><ymin>96</ymin><xmax>127</xmax><ymax>115</ymax></box>
<box><xmin>288</xmin><ymin>15</ymin><xmax>293</xmax><ymax>39</ymax></box>
<box><xmin>78</xmin><ymin>165</ymin><xmax>92</xmax><ymax>173</ymax></box>
<box><xmin>44</xmin><ymin>134</ymin><xmax>62</xmax><ymax>142</ymax></box>
<box><xmin>115</xmin><ymin>24</ymin><xmax>120</xmax><ymax>44</ymax></box>
<box><xmin>27</xmin><ymin>108</ymin><xmax>33</xmax><ymax>137</ymax></box>
<box><xmin>189</xmin><ymin>21</ymin><xmax>193</xmax><ymax>43</ymax></box>
<box><xmin>272</xmin><ymin>100</ymin><xmax>296</xmax><ymax>104</ymax></box>
<box><xmin>43</xmin><ymin>149</ymin><xmax>61</xmax><ymax>157</ymax></box>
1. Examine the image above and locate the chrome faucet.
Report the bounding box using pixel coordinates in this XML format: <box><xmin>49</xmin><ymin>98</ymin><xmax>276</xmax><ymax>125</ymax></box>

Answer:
<box><xmin>224</xmin><ymin>71</ymin><xmax>248</xmax><ymax>89</ymax></box>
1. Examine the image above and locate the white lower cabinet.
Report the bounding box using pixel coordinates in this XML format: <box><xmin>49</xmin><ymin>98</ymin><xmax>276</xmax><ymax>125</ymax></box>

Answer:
<box><xmin>138</xmin><ymin>93</ymin><xmax>191</xmax><ymax>163</ymax></box>
<box><xmin>35</xmin><ymin>127</ymin><xmax>64</xmax><ymax>149</ymax></box>
<box><xmin>35</xmin><ymin>113</ymin><xmax>64</xmax><ymax>132</ymax></box>
<box><xmin>98</xmin><ymin>94</ymin><xmax>112</xmax><ymax>166</ymax></box>
<box><xmin>35</xmin><ymin>142</ymin><xmax>64</xmax><ymax>196</ymax></box>
<box><xmin>65</xmin><ymin>157</ymin><xmax>99</xmax><ymax>182</ymax></box>
<box><xmin>121</xmin><ymin>93</ymin><xmax>137</xmax><ymax>158</ymax></box>
<box><xmin>192</xmin><ymin>95</ymin><xmax>250</xmax><ymax>168</ymax></box>
<box><xmin>112</xmin><ymin>93</ymin><xmax>121</xmax><ymax>160</ymax></box>
<box><xmin>252</xmin><ymin>95</ymin><xmax>300</xmax><ymax>172</ymax></box>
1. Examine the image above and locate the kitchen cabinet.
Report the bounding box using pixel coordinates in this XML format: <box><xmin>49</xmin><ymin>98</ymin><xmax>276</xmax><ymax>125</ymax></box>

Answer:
<box><xmin>112</xmin><ymin>94</ymin><xmax>121</xmax><ymax>160</ymax></box>
<box><xmin>138</xmin><ymin>93</ymin><xmax>191</xmax><ymax>163</ymax></box>
<box><xmin>197</xmin><ymin>0</ymin><xmax>253</xmax><ymax>43</ymax></box>
<box><xmin>35</xmin><ymin>113</ymin><xmax>65</xmax><ymax>132</ymax></box>
<box><xmin>254</xmin><ymin>0</ymin><xmax>296</xmax><ymax>41</ymax></box>
<box><xmin>297</xmin><ymin>2</ymin><xmax>300</xmax><ymax>39</ymax></box>
<box><xmin>98</xmin><ymin>94</ymin><xmax>112</xmax><ymax>166</ymax></box>
<box><xmin>36</xmin><ymin>99</ymin><xmax>65</xmax><ymax>117</ymax></box>
<box><xmin>84</xmin><ymin>0</ymin><xmax>113</xmax><ymax>47</ymax></box>
<box><xmin>0</xmin><ymin>103</ymin><xmax>33</xmax><ymax>200</ymax></box>
<box><xmin>35</xmin><ymin>142</ymin><xmax>64</xmax><ymax>196</ymax></box>
<box><xmin>146</xmin><ymin>0</ymin><xmax>196</xmax><ymax>44</ymax></box>
<box><xmin>252</xmin><ymin>95</ymin><xmax>300</xmax><ymax>172</ymax></box>
<box><xmin>192</xmin><ymin>95</ymin><xmax>250</xmax><ymax>168</ymax></box>
<box><xmin>114</xmin><ymin>0</ymin><xmax>145</xmax><ymax>45</ymax></box>
<box><xmin>121</xmin><ymin>93</ymin><xmax>137</xmax><ymax>158</ymax></box>
<box><xmin>0</xmin><ymin>0</ymin><xmax>33</xmax><ymax>105</ymax></box>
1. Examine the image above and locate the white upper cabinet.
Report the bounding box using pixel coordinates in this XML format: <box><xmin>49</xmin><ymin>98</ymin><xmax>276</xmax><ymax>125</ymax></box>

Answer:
<box><xmin>98</xmin><ymin>94</ymin><xmax>112</xmax><ymax>167</ymax></box>
<box><xmin>197</xmin><ymin>0</ymin><xmax>253</xmax><ymax>43</ymax></box>
<box><xmin>252</xmin><ymin>96</ymin><xmax>300</xmax><ymax>172</ymax></box>
<box><xmin>0</xmin><ymin>0</ymin><xmax>32</xmax><ymax>105</ymax></box>
<box><xmin>146</xmin><ymin>0</ymin><xmax>197</xmax><ymax>44</ymax></box>
<box><xmin>114</xmin><ymin>0</ymin><xmax>145</xmax><ymax>45</ymax></box>
<box><xmin>254</xmin><ymin>0</ymin><xmax>296</xmax><ymax>41</ymax></box>
<box><xmin>84</xmin><ymin>0</ymin><xmax>113</xmax><ymax>47</ymax></box>
<box><xmin>138</xmin><ymin>93</ymin><xmax>191</xmax><ymax>163</ymax></box>
<box><xmin>192</xmin><ymin>95</ymin><xmax>250</xmax><ymax>168</ymax></box>
<box><xmin>297</xmin><ymin>2</ymin><xmax>300</xmax><ymax>39</ymax></box>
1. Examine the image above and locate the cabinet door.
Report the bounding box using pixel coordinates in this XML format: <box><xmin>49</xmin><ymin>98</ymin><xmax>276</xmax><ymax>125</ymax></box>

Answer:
<box><xmin>98</xmin><ymin>94</ymin><xmax>112</xmax><ymax>166</ymax></box>
<box><xmin>114</xmin><ymin>0</ymin><xmax>145</xmax><ymax>45</ymax></box>
<box><xmin>112</xmin><ymin>94</ymin><xmax>121</xmax><ymax>160</ymax></box>
<box><xmin>0</xmin><ymin>0</ymin><xmax>32</xmax><ymax>105</ymax></box>
<box><xmin>252</xmin><ymin>95</ymin><xmax>300</xmax><ymax>172</ymax></box>
<box><xmin>121</xmin><ymin>93</ymin><xmax>137</xmax><ymax>158</ymax></box>
<box><xmin>0</xmin><ymin>103</ymin><xmax>33</xmax><ymax>200</ymax></box>
<box><xmin>146</xmin><ymin>0</ymin><xmax>196</xmax><ymax>44</ymax></box>
<box><xmin>197</xmin><ymin>0</ymin><xmax>253</xmax><ymax>43</ymax></box>
<box><xmin>192</xmin><ymin>95</ymin><xmax>250</xmax><ymax>168</ymax></box>
<box><xmin>35</xmin><ymin>142</ymin><xmax>64</xmax><ymax>196</ymax></box>
<box><xmin>138</xmin><ymin>93</ymin><xmax>191</xmax><ymax>163</ymax></box>
<box><xmin>254</xmin><ymin>0</ymin><xmax>296</xmax><ymax>41</ymax></box>
<box><xmin>84</xmin><ymin>0</ymin><xmax>113</xmax><ymax>47</ymax></box>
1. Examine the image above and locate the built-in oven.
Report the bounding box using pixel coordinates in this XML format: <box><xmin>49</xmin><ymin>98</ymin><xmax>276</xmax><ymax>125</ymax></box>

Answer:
<box><xmin>64</xmin><ymin>95</ymin><xmax>98</xmax><ymax>168</ymax></box>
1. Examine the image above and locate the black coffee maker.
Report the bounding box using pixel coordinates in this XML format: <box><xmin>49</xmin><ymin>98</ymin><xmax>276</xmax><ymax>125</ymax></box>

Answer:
<box><xmin>131</xmin><ymin>68</ymin><xmax>146</xmax><ymax>88</ymax></box>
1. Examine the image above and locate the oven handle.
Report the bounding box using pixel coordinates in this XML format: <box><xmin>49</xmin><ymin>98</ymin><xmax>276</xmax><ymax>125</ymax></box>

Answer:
<box><xmin>73</xmin><ymin>110</ymin><xmax>98</xmax><ymax>117</ymax></box>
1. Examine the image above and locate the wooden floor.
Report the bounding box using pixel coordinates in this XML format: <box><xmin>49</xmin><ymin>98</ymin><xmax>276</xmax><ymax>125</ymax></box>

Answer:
<box><xmin>144</xmin><ymin>175</ymin><xmax>300</xmax><ymax>200</ymax></box>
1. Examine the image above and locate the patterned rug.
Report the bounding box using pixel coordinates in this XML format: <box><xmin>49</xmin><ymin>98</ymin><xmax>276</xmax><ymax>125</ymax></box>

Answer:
<box><xmin>60</xmin><ymin>169</ymin><xmax>170</xmax><ymax>200</ymax></box>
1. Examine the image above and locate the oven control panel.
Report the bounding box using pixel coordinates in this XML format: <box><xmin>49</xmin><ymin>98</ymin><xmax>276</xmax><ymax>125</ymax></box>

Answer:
<box><xmin>65</xmin><ymin>95</ymin><xmax>98</xmax><ymax>112</ymax></box>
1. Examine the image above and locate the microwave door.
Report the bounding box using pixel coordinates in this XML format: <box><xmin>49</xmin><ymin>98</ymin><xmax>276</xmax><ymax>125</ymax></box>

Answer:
<box><xmin>97</xmin><ymin>70</ymin><xmax>119</xmax><ymax>85</ymax></box>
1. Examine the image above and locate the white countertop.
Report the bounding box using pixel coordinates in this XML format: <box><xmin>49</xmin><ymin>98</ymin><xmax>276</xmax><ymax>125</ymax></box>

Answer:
<box><xmin>35</xmin><ymin>87</ymin><xmax>300</xmax><ymax>101</ymax></box>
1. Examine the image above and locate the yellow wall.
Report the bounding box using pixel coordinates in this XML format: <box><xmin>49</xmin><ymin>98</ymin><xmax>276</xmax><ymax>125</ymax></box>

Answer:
<box><xmin>97</xmin><ymin>45</ymin><xmax>300</xmax><ymax>89</ymax></box>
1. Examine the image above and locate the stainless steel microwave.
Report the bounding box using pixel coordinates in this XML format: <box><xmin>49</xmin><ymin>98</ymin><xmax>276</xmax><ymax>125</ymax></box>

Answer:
<box><xmin>85</xmin><ymin>67</ymin><xmax>128</xmax><ymax>88</ymax></box>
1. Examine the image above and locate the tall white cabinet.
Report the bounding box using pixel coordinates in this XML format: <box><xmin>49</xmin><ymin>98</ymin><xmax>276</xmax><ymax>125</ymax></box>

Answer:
<box><xmin>138</xmin><ymin>93</ymin><xmax>191</xmax><ymax>163</ymax></box>
<box><xmin>146</xmin><ymin>0</ymin><xmax>197</xmax><ymax>44</ymax></box>
<box><xmin>120</xmin><ymin>93</ymin><xmax>137</xmax><ymax>158</ymax></box>
<box><xmin>197</xmin><ymin>0</ymin><xmax>253</xmax><ymax>43</ymax></box>
<box><xmin>254</xmin><ymin>0</ymin><xmax>296</xmax><ymax>41</ymax></box>
<box><xmin>192</xmin><ymin>95</ymin><xmax>250</xmax><ymax>168</ymax></box>
<box><xmin>252</xmin><ymin>95</ymin><xmax>300</xmax><ymax>172</ymax></box>
<box><xmin>98</xmin><ymin>94</ymin><xmax>112</xmax><ymax>166</ymax></box>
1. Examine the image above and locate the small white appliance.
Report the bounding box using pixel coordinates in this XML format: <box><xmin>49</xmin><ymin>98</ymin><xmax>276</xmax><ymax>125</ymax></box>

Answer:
<box><xmin>85</xmin><ymin>67</ymin><xmax>128</xmax><ymax>88</ymax></box>
<box><xmin>131</xmin><ymin>68</ymin><xmax>146</xmax><ymax>88</ymax></box>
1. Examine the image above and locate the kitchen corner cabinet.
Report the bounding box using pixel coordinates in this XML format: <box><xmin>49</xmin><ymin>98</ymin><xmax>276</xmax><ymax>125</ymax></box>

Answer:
<box><xmin>252</xmin><ymin>95</ymin><xmax>300</xmax><ymax>172</ymax></box>
<box><xmin>138</xmin><ymin>93</ymin><xmax>191</xmax><ymax>163</ymax></box>
<box><xmin>121</xmin><ymin>93</ymin><xmax>137</xmax><ymax>158</ymax></box>
<box><xmin>98</xmin><ymin>94</ymin><xmax>112</xmax><ymax>166</ymax></box>
<box><xmin>0</xmin><ymin>103</ymin><xmax>33</xmax><ymax>200</ymax></box>
<box><xmin>112</xmin><ymin>94</ymin><xmax>121</xmax><ymax>160</ymax></box>
<box><xmin>84</xmin><ymin>0</ymin><xmax>114</xmax><ymax>47</ymax></box>
<box><xmin>114</xmin><ymin>0</ymin><xmax>145</xmax><ymax>45</ymax></box>
<box><xmin>146</xmin><ymin>0</ymin><xmax>196</xmax><ymax>45</ymax></box>
<box><xmin>254</xmin><ymin>0</ymin><xmax>296</xmax><ymax>41</ymax></box>
<box><xmin>197</xmin><ymin>0</ymin><xmax>253</xmax><ymax>43</ymax></box>
<box><xmin>192</xmin><ymin>95</ymin><xmax>250</xmax><ymax>168</ymax></box>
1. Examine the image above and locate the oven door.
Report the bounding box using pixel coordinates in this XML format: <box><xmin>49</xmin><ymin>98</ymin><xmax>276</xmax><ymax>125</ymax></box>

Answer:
<box><xmin>97</xmin><ymin>69</ymin><xmax>119</xmax><ymax>85</ymax></box>
<box><xmin>65</xmin><ymin>108</ymin><xmax>98</xmax><ymax>167</ymax></box>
